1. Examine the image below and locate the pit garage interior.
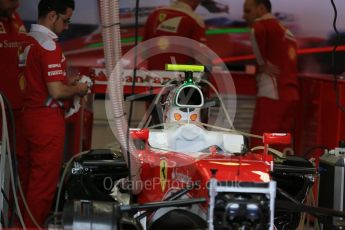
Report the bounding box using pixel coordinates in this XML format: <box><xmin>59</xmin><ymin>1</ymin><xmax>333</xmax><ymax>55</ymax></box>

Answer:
<box><xmin>1</xmin><ymin>0</ymin><xmax>345</xmax><ymax>229</ymax></box>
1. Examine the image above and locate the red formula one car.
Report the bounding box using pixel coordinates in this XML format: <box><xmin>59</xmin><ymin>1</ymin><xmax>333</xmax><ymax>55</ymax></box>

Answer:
<box><xmin>61</xmin><ymin>65</ymin><xmax>318</xmax><ymax>230</ymax></box>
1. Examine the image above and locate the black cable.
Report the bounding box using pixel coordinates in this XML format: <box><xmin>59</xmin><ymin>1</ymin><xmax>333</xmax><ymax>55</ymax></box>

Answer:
<box><xmin>330</xmin><ymin>0</ymin><xmax>345</xmax><ymax>113</ymax></box>
<box><xmin>126</xmin><ymin>0</ymin><xmax>140</xmax><ymax>202</ymax></box>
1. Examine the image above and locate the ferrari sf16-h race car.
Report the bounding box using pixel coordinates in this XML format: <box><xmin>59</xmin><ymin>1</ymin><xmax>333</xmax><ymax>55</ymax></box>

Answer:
<box><xmin>60</xmin><ymin>64</ymin><xmax>331</xmax><ymax>230</ymax></box>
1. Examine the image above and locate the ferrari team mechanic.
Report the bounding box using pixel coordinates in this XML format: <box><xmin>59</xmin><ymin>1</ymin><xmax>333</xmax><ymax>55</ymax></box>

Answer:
<box><xmin>19</xmin><ymin>0</ymin><xmax>89</xmax><ymax>227</ymax></box>
<box><xmin>242</xmin><ymin>0</ymin><xmax>299</xmax><ymax>149</ymax></box>
<box><xmin>0</xmin><ymin>0</ymin><xmax>27</xmax><ymax>162</ymax></box>
<box><xmin>142</xmin><ymin>0</ymin><xmax>206</xmax><ymax>70</ymax></box>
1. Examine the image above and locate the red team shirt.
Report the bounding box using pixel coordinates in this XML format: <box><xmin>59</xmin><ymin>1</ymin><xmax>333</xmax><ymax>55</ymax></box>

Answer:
<box><xmin>250</xmin><ymin>13</ymin><xmax>299</xmax><ymax>148</ymax></box>
<box><xmin>19</xmin><ymin>24</ymin><xmax>68</xmax><ymax>227</ymax></box>
<box><xmin>22</xmin><ymin>24</ymin><xmax>67</xmax><ymax>108</ymax></box>
<box><xmin>0</xmin><ymin>12</ymin><xmax>27</xmax><ymax>109</ymax></box>
<box><xmin>142</xmin><ymin>1</ymin><xmax>206</xmax><ymax>70</ymax></box>
<box><xmin>250</xmin><ymin>13</ymin><xmax>299</xmax><ymax>101</ymax></box>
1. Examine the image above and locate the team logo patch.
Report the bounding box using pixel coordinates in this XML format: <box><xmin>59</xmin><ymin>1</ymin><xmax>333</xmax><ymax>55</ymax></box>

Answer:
<box><xmin>288</xmin><ymin>46</ymin><xmax>296</xmax><ymax>61</ymax></box>
<box><xmin>0</xmin><ymin>22</ymin><xmax>6</xmax><ymax>34</ymax></box>
<box><xmin>160</xmin><ymin>159</ymin><xmax>168</xmax><ymax>192</ymax></box>
<box><xmin>48</xmin><ymin>70</ymin><xmax>64</xmax><ymax>77</ymax></box>
<box><xmin>18</xmin><ymin>25</ymin><xmax>26</xmax><ymax>33</ymax></box>
<box><xmin>157</xmin><ymin>16</ymin><xmax>182</xmax><ymax>33</ymax></box>
<box><xmin>159</xmin><ymin>13</ymin><xmax>167</xmax><ymax>22</ymax></box>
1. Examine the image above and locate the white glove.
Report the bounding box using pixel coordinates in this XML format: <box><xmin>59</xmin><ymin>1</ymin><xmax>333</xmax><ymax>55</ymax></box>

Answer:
<box><xmin>79</xmin><ymin>75</ymin><xmax>93</xmax><ymax>93</ymax></box>
<box><xmin>65</xmin><ymin>75</ymin><xmax>92</xmax><ymax>118</ymax></box>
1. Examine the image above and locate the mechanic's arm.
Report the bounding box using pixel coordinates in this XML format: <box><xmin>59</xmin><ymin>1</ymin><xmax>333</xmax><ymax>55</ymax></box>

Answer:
<box><xmin>67</xmin><ymin>74</ymin><xmax>81</xmax><ymax>85</ymax></box>
<box><xmin>47</xmin><ymin>81</ymin><xmax>89</xmax><ymax>100</ymax></box>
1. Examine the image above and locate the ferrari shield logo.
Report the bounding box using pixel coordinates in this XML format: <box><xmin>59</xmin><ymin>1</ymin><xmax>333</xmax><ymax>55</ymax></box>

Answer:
<box><xmin>18</xmin><ymin>73</ymin><xmax>26</xmax><ymax>91</ymax></box>
<box><xmin>159</xmin><ymin>13</ymin><xmax>167</xmax><ymax>22</ymax></box>
<box><xmin>160</xmin><ymin>159</ymin><xmax>168</xmax><ymax>192</ymax></box>
<box><xmin>288</xmin><ymin>46</ymin><xmax>297</xmax><ymax>61</ymax></box>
